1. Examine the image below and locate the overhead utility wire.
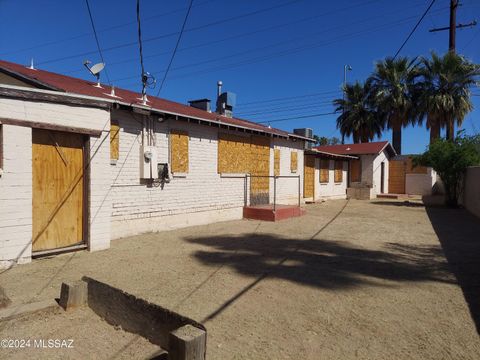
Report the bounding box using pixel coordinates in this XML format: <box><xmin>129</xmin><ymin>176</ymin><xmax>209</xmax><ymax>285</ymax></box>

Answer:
<box><xmin>237</xmin><ymin>90</ymin><xmax>340</xmax><ymax>106</ymax></box>
<box><xmin>0</xmin><ymin>0</ymin><xmax>216</xmax><ymax>57</ymax></box>
<box><xmin>37</xmin><ymin>0</ymin><xmax>302</xmax><ymax>66</ymax></box>
<box><xmin>156</xmin><ymin>0</ymin><xmax>194</xmax><ymax>97</ymax></box>
<box><xmin>118</xmin><ymin>8</ymin><xmax>448</xmax><ymax>87</ymax></box>
<box><xmin>393</xmin><ymin>0</ymin><xmax>437</xmax><ymax>59</ymax></box>
<box><xmin>236</xmin><ymin>101</ymin><xmax>335</xmax><ymax>117</ymax></box>
<box><xmin>84</xmin><ymin>0</ymin><xmax>111</xmax><ymax>84</ymax></box>
<box><xmin>62</xmin><ymin>0</ymin><xmax>384</xmax><ymax>75</ymax></box>
<box><xmin>157</xmin><ymin>8</ymin><xmax>449</xmax><ymax>84</ymax></box>
<box><xmin>136</xmin><ymin>0</ymin><xmax>147</xmax><ymax>98</ymax></box>
<box><xmin>256</xmin><ymin>112</ymin><xmax>337</xmax><ymax>124</ymax></box>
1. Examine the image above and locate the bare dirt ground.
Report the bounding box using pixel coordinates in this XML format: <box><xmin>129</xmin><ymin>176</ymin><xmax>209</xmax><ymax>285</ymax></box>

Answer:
<box><xmin>0</xmin><ymin>307</ymin><xmax>162</xmax><ymax>359</ymax></box>
<box><xmin>1</xmin><ymin>199</ymin><xmax>479</xmax><ymax>359</ymax></box>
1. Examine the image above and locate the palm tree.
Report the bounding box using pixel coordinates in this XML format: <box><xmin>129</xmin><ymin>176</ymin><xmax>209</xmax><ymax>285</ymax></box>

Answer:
<box><xmin>333</xmin><ymin>81</ymin><xmax>383</xmax><ymax>143</ymax></box>
<box><xmin>416</xmin><ymin>52</ymin><xmax>479</xmax><ymax>142</ymax></box>
<box><xmin>368</xmin><ymin>56</ymin><xmax>420</xmax><ymax>155</ymax></box>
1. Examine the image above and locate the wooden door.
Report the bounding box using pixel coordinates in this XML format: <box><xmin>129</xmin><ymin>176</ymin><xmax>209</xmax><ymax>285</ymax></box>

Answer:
<box><xmin>32</xmin><ymin>129</ymin><xmax>85</xmax><ymax>252</ymax></box>
<box><xmin>350</xmin><ymin>159</ymin><xmax>361</xmax><ymax>183</ymax></box>
<box><xmin>388</xmin><ymin>160</ymin><xmax>406</xmax><ymax>194</ymax></box>
<box><xmin>249</xmin><ymin>136</ymin><xmax>270</xmax><ymax>205</ymax></box>
<box><xmin>303</xmin><ymin>155</ymin><xmax>315</xmax><ymax>198</ymax></box>
<box><xmin>380</xmin><ymin>162</ymin><xmax>385</xmax><ymax>194</ymax></box>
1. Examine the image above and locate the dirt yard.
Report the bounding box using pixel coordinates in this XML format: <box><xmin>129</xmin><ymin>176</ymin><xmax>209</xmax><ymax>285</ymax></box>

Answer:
<box><xmin>1</xmin><ymin>199</ymin><xmax>479</xmax><ymax>359</ymax></box>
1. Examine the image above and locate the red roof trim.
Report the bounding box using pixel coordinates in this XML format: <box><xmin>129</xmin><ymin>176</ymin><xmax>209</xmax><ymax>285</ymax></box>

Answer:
<box><xmin>313</xmin><ymin>141</ymin><xmax>396</xmax><ymax>156</ymax></box>
<box><xmin>0</xmin><ymin>59</ymin><xmax>308</xmax><ymax>140</ymax></box>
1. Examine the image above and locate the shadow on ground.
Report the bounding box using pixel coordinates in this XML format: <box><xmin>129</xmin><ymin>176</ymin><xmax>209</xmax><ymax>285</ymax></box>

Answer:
<box><xmin>370</xmin><ymin>200</ymin><xmax>425</xmax><ymax>208</ymax></box>
<box><xmin>185</xmin><ymin>235</ymin><xmax>452</xmax><ymax>290</ymax></box>
<box><xmin>425</xmin><ymin>206</ymin><xmax>480</xmax><ymax>334</ymax></box>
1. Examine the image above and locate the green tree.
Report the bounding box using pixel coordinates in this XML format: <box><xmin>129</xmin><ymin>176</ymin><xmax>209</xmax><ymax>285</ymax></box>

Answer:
<box><xmin>333</xmin><ymin>81</ymin><xmax>383</xmax><ymax>143</ymax></box>
<box><xmin>415</xmin><ymin>52</ymin><xmax>479</xmax><ymax>142</ymax></box>
<box><xmin>368</xmin><ymin>56</ymin><xmax>420</xmax><ymax>155</ymax></box>
<box><xmin>413</xmin><ymin>131</ymin><xmax>480</xmax><ymax>207</ymax></box>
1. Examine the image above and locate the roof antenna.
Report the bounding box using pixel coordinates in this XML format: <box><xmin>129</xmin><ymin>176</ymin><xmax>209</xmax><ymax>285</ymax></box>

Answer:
<box><xmin>83</xmin><ymin>60</ymin><xmax>105</xmax><ymax>88</ymax></box>
<box><xmin>28</xmin><ymin>58</ymin><xmax>35</xmax><ymax>70</ymax></box>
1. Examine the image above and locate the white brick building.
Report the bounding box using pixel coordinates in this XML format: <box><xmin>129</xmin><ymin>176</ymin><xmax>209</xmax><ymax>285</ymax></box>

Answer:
<box><xmin>0</xmin><ymin>60</ymin><xmax>355</xmax><ymax>268</ymax></box>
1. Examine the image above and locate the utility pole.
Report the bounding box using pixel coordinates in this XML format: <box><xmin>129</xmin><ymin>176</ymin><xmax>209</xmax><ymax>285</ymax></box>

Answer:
<box><xmin>429</xmin><ymin>0</ymin><xmax>477</xmax><ymax>139</ymax></box>
<box><xmin>342</xmin><ymin>64</ymin><xmax>352</xmax><ymax>144</ymax></box>
<box><xmin>428</xmin><ymin>0</ymin><xmax>477</xmax><ymax>53</ymax></box>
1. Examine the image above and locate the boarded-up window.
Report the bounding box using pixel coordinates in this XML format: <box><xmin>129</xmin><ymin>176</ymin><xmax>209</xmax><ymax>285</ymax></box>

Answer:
<box><xmin>320</xmin><ymin>159</ymin><xmax>329</xmax><ymax>183</ymax></box>
<box><xmin>290</xmin><ymin>151</ymin><xmax>298</xmax><ymax>173</ymax></box>
<box><xmin>218</xmin><ymin>133</ymin><xmax>250</xmax><ymax>173</ymax></box>
<box><xmin>171</xmin><ymin>129</ymin><xmax>189</xmax><ymax>173</ymax></box>
<box><xmin>350</xmin><ymin>159</ymin><xmax>361</xmax><ymax>182</ymax></box>
<box><xmin>274</xmin><ymin>148</ymin><xmax>280</xmax><ymax>176</ymax></box>
<box><xmin>110</xmin><ymin>120</ymin><xmax>120</xmax><ymax>161</ymax></box>
<box><xmin>334</xmin><ymin>160</ymin><xmax>343</xmax><ymax>183</ymax></box>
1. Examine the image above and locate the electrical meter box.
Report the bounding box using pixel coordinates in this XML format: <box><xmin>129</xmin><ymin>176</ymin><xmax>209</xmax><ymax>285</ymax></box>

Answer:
<box><xmin>140</xmin><ymin>145</ymin><xmax>158</xmax><ymax>179</ymax></box>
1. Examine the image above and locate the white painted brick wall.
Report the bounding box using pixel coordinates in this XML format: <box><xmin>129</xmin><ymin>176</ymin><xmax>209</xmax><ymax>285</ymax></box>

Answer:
<box><xmin>110</xmin><ymin>111</ymin><xmax>307</xmax><ymax>237</ymax></box>
<box><xmin>271</xmin><ymin>138</ymin><xmax>304</xmax><ymax>205</ymax></box>
<box><xmin>0</xmin><ymin>124</ymin><xmax>32</xmax><ymax>267</ymax></box>
<box><xmin>0</xmin><ymin>99</ymin><xmax>111</xmax><ymax>268</ymax></box>
<box><xmin>314</xmin><ymin>159</ymin><xmax>347</xmax><ymax>200</ymax></box>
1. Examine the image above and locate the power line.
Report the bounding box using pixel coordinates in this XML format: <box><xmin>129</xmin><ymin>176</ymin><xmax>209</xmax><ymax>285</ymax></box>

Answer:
<box><xmin>236</xmin><ymin>101</ymin><xmax>335</xmax><ymax>117</ymax></box>
<box><xmin>237</xmin><ymin>90</ymin><xmax>340</xmax><ymax>107</ymax></box>
<box><xmin>156</xmin><ymin>0</ymin><xmax>194</xmax><ymax>97</ymax></box>
<box><xmin>84</xmin><ymin>0</ymin><xmax>111</xmax><ymax>84</ymax></box>
<box><xmin>256</xmin><ymin>112</ymin><xmax>337</xmax><ymax>124</ymax></box>
<box><xmin>151</xmin><ymin>9</ymin><xmax>448</xmax><ymax>84</ymax></box>
<box><xmin>61</xmin><ymin>0</ymin><xmax>384</xmax><ymax>75</ymax></box>
<box><xmin>393</xmin><ymin>0</ymin><xmax>437</xmax><ymax>59</ymax></box>
<box><xmin>0</xmin><ymin>0</ymin><xmax>217</xmax><ymax>57</ymax></box>
<box><xmin>36</xmin><ymin>0</ymin><xmax>302</xmax><ymax>66</ymax></box>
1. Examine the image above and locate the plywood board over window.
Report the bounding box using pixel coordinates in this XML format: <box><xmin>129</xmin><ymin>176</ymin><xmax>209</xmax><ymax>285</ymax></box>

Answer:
<box><xmin>350</xmin><ymin>159</ymin><xmax>361</xmax><ymax>182</ymax></box>
<box><xmin>274</xmin><ymin>148</ymin><xmax>280</xmax><ymax>176</ymax></box>
<box><xmin>110</xmin><ymin>120</ymin><xmax>120</xmax><ymax>161</ymax></box>
<box><xmin>320</xmin><ymin>159</ymin><xmax>329</xmax><ymax>183</ymax></box>
<box><xmin>290</xmin><ymin>151</ymin><xmax>298</xmax><ymax>173</ymax></box>
<box><xmin>217</xmin><ymin>133</ymin><xmax>250</xmax><ymax>174</ymax></box>
<box><xmin>170</xmin><ymin>129</ymin><xmax>189</xmax><ymax>173</ymax></box>
<box><xmin>334</xmin><ymin>160</ymin><xmax>343</xmax><ymax>183</ymax></box>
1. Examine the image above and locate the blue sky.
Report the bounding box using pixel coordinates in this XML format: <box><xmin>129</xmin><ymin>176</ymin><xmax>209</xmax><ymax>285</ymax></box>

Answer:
<box><xmin>1</xmin><ymin>0</ymin><xmax>479</xmax><ymax>154</ymax></box>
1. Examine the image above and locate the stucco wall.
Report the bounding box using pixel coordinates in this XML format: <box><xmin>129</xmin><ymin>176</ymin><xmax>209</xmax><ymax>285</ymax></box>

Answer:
<box><xmin>405</xmin><ymin>168</ymin><xmax>436</xmax><ymax>196</ymax></box>
<box><xmin>372</xmin><ymin>150</ymin><xmax>389</xmax><ymax>195</ymax></box>
<box><xmin>464</xmin><ymin>166</ymin><xmax>480</xmax><ymax>218</ymax></box>
<box><xmin>314</xmin><ymin>159</ymin><xmax>348</xmax><ymax>200</ymax></box>
<box><xmin>0</xmin><ymin>99</ymin><xmax>111</xmax><ymax>268</ymax></box>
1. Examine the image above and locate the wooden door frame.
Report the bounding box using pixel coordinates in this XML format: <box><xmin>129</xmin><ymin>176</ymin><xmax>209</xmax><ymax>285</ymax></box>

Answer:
<box><xmin>31</xmin><ymin>129</ymin><xmax>90</xmax><ymax>257</ymax></box>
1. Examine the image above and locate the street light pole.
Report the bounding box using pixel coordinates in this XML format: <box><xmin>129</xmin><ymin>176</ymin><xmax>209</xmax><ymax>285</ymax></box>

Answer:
<box><xmin>342</xmin><ymin>64</ymin><xmax>352</xmax><ymax>144</ymax></box>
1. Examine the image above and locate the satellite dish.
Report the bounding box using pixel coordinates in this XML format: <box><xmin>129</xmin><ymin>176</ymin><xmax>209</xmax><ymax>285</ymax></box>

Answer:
<box><xmin>83</xmin><ymin>60</ymin><xmax>105</xmax><ymax>87</ymax></box>
<box><xmin>90</xmin><ymin>62</ymin><xmax>105</xmax><ymax>75</ymax></box>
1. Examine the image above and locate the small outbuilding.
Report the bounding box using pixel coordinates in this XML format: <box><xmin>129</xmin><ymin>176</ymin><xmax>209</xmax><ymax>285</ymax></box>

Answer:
<box><xmin>314</xmin><ymin>141</ymin><xmax>396</xmax><ymax>199</ymax></box>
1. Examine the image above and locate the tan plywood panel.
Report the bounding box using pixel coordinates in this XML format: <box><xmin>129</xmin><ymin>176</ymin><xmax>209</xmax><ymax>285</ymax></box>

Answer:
<box><xmin>32</xmin><ymin>129</ymin><xmax>84</xmax><ymax>251</ymax></box>
<box><xmin>350</xmin><ymin>159</ymin><xmax>361</xmax><ymax>182</ymax></box>
<box><xmin>290</xmin><ymin>151</ymin><xmax>298</xmax><ymax>173</ymax></box>
<box><xmin>304</xmin><ymin>155</ymin><xmax>315</xmax><ymax>198</ymax></box>
<box><xmin>218</xmin><ymin>133</ymin><xmax>250</xmax><ymax>174</ymax></box>
<box><xmin>389</xmin><ymin>160</ymin><xmax>406</xmax><ymax>194</ymax></box>
<box><xmin>110</xmin><ymin>120</ymin><xmax>120</xmax><ymax>160</ymax></box>
<box><xmin>274</xmin><ymin>149</ymin><xmax>280</xmax><ymax>176</ymax></box>
<box><xmin>334</xmin><ymin>160</ymin><xmax>343</xmax><ymax>183</ymax></box>
<box><xmin>171</xmin><ymin>129</ymin><xmax>189</xmax><ymax>173</ymax></box>
<box><xmin>320</xmin><ymin>159</ymin><xmax>329</xmax><ymax>183</ymax></box>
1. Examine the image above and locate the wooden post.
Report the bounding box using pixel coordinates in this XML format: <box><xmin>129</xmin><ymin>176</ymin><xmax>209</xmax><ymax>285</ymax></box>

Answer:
<box><xmin>59</xmin><ymin>281</ymin><xmax>88</xmax><ymax>310</ymax></box>
<box><xmin>169</xmin><ymin>325</ymin><xmax>206</xmax><ymax>360</ymax></box>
